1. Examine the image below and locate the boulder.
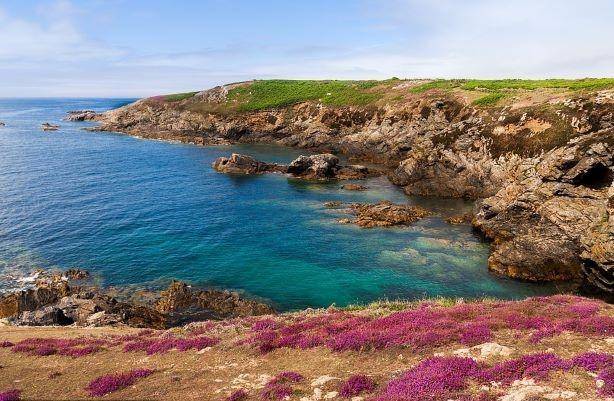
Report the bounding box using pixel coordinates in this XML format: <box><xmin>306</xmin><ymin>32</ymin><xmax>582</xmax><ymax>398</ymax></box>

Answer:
<box><xmin>212</xmin><ymin>153</ymin><xmax>285</xmax><ymax>174</ymax></box>
<box><xmin>287</xmin><ymin>154</ymin><xmax>339</xmax><ymax>178</ymax></box>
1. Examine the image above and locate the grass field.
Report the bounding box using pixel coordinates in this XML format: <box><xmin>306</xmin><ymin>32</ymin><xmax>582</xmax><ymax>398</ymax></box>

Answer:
<box><xmin>159</xmin><ymin>78</ymin><xmax>614</xmax><ymax>111</ymax></box>
<box><xmin>226</xmin><ymin>79</ymin><xmax>385</xmax><ymax>111</ymax></box>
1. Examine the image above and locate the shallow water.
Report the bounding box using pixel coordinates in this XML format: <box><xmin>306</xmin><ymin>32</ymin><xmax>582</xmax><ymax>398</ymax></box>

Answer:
<box><xmin>0</xmin><ymin>99</ymin><xmax>565</xmax><ymax>310</ymax></box>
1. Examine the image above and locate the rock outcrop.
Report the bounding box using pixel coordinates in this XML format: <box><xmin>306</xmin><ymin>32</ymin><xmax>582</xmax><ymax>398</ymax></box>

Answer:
<box><xmin>92</xmin><ymin>84</ymin><xmax>614</xmax><ymax>297</ymax></box>
<box><xmin>213</xmin><ymin>153</ymin><xmax>374</xmax><ymax>180</ymax></box>
<box><xmin>0</xmin><ymin>270</ymin><xmax>274</xmax><ymax>328</ymax></box>
<box><xmin>336</xmin><ymin>201</ymin><xmax>430</xmax><ymax>228</ymax></box>
<box><xmin>474</xmin><ymin>131</ymin><xmax>613</xmax><ymax>297</ymax></box>
<box><xmin>64</xmin><ymin>110</ymin><xmax>101</xmax><ymax>122</ymax></box>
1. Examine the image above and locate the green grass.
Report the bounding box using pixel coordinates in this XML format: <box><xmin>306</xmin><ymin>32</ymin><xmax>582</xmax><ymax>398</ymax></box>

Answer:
<box><xmin>411</xmin><ymin>78</ymin><xmax>614</xmax><ymax>94</ymax></box>
<box><xmin>472</xmin><ymin>92</ymin><xmax>506</xmax><ymax>106</ymax></box>
<box><xmin>226</xmin><ymin>80</ymin><xmax>384</xmax><ymax>111</ymax></box>
<box><xmin>164</xmin><ymin>92</ymin><xmax>198</xmax><ymax>102</ymax></box>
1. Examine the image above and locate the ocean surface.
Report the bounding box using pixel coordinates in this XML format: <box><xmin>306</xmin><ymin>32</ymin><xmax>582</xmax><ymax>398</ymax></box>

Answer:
<box><xmin>0</xmin><ymin>98</ymin><xmax>566</xmax><ymax>310</ymax></box>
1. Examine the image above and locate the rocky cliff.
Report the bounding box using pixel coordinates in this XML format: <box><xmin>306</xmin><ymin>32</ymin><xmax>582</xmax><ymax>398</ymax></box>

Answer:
<box><xmin>92</xmin><ymin>80</ymin><xmax>614</xmax><ymax>299</ymax></box>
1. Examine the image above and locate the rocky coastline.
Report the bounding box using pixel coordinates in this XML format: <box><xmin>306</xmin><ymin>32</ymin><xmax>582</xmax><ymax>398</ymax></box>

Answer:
<box><xmin>0</xmin><ymin>270</ymin><xmax>273</xmax><ymax>329</ymax></box>
<box><xmin>84</xmin><ymin>81</ymin><xmax>613</xmax><ymax>300</ymax></box>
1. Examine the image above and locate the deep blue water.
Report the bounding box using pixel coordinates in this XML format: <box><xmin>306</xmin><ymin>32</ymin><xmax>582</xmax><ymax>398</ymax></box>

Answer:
<box><xmin>0</xmin><ymin>99</ymin><xmax>564</xmax><ymax>310</ymax></box>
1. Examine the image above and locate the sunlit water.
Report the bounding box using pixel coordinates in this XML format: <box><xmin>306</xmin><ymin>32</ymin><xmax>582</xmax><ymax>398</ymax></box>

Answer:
<box><xmin>0</xmin><ymin>99</ymin><xmax>565</xmax><ymax>310</ymax></box>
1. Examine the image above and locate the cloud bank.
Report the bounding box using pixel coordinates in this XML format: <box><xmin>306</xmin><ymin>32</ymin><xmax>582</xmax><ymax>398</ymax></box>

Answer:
<box><xmin>0</xmin><ymin>0</ymin><xmax>612</xmax><ymax>97</ymax></box>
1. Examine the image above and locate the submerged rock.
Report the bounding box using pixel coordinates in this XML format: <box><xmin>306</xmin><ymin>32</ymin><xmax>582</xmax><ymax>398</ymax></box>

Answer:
<box><xmin>347</xmin><ymin>201</ymin><xmax>430</xmax><ymax>228</ymax></box>
<box><xmin>342</xmin><ymin>183</ymin><xmax>368</xmax><ymax>191</ymax></box>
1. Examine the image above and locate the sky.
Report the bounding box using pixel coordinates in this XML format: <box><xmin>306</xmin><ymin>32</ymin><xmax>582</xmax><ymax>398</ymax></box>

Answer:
<box><xmin>0</xmin><ymin>0</ymin><xmax>613</xmax><ymax>97</ymax></box>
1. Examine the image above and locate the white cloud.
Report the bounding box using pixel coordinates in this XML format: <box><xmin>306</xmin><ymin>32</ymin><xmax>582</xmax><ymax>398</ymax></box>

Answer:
<box><xmin>0</xmin><ymin>1</ymin><xmax>123</xmax><ymax>63</ymax></box>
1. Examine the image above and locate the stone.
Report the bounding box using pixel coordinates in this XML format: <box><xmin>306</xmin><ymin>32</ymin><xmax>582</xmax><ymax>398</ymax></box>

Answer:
<box><xmin>445</xmin><ymin>213</ymin><xmax>473</xmax><ymax>225</ymax></box>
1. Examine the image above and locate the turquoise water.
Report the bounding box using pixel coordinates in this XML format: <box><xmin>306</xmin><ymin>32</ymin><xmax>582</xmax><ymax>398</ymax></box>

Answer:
<box><xmin>0</xmin><ymin>99</ymin><xmax>564</xmax><ymax>310</ymax></box>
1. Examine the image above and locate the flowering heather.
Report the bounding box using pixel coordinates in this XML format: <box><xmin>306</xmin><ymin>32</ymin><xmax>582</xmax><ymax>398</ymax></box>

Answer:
<box><xmin>11</xmin><ymin>337</ymin><xmax>104</xmax><ymax>358</ymax></box>
<box><xmin>0</xmin><ymin>341</ymin><xmax>14</xmax><ymax>348</ymax></box>
<box><xmin>270</xmin><ymin>371</ymin><xmax>303</xmax><ymax>384</ymax></box>
<box><xmin>86</xmin><ymin>368</ymin><xmax>154</xmax><ymax>397</ymax></box>
<box><xmin>339</xmin><ymin>374</ymin><xmax>376</xmax><ymax>398</ymax></box>
<box><xmin>0</xmin><ymin>390</ymin><xmax>20</xmax><ymax>401</ymax></box>
<box><xmin>597</xmin><ymin>367</ymin><xmax>613</xmax><ymax>397</ymax></box>
<box><xmin>123</xmin><ymin>335</ymin><xmax>219</xmax><ymax>355</ymax></box>
<box><xmin>227</xmin><ymin>389</ymin><xmax>248</xmax><ymax>401</ymax></box>
<box><xmin>373</xmin><ymin>356</ymin><xmax>481</xmax><ymax>401</ymax></box>
<box><xmin>569</xmin><ymin>352</ymin><xmax>613</xmax><ymax>372</ymax></box>
<box><xmin>247</xmin><ymin>295</ymin><xmax>610</xmax><ymax>353</ymax></box>
<box><xmin>260</xmin><ymin>383</ymin><xmax>293</xmax><ymax>401</ymax></box>
<box><xmin>478</xmin><ymin>353</ymin><xmax>568</xmax><ymax>383</ymax></box>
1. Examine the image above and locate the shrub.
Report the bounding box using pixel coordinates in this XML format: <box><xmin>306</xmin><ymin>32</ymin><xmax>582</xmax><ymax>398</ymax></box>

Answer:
<box><xmin>597</xmin><ymin>367</ymin><xmax>614</xmax><ymax>397</ymax></box>
<box><xmin>86</xmin><ymin>368</ymin><xmax>154</xmax><ymax>397</ymax></box>
<box><xmin>0</xmin><ymin>389</ymin><xmax>20</xmax><ymax>401</ymax></box>
<box><xmin>227</xmin><ymin>389</ymin><xmax>248</xmax><ymax>401</ymax></box>
<box><xmin>0</xmin><ymin>341</ymin><xmax>14</xmax><ymax>348</ymax></box>
<box><xmin>339</xmin><ymin>374</ymin><xmax>376</xmax><ymax>398</ymax></box>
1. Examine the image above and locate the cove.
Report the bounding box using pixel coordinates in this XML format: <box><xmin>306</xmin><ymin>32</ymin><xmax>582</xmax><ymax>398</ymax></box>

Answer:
<box><xmin>0</xmin><ymin>99</ymin><xmax>566</xmax><ymax>311</ymax></box>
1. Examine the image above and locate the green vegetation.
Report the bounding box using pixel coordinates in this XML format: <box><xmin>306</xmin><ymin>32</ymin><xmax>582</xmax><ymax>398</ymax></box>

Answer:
<box><xmin>472</xmin><ymin>92</ymin><xmax>506</xmax><ymax>106</ymax></box>
<box><xmin>411</xmin><ymin>78</ymin><xmax>614</xmax><ymax>94</ymax></box>
<box><xmin>226</xmin><ymin>80</ymin><xmax>384</xmax><ymax>111</ymax></box>
<box><xmin>164</xmin><ymin>92</ymin><xmax>198</xmax><ymax>102</ymax></box>
<box><xmin>461</xmin><ymin>78</ymin><xmax>614</xmax><ymax>91</ymax></box>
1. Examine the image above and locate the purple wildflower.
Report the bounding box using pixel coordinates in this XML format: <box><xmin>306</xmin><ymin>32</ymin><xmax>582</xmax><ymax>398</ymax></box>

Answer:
<box><xmin>227</xmin><ymin>389</ymin><xmax>248</xmax><ymax>401</ymax></box>
<box><xmin>86</xmin><ymin>368</ymin><xmax>154</xmax><ymax>397</ymax></box>
<box><xmin>478</xmin><ymin>353</ymin><xmax>568</xmax><ymax>384</ymax></box>
<box><xmin>373</xmin><ymin>356</ymin><xmax>481</xmax><ymax>401</ymax></box>
<box><xmin>597</xmin><ymin>367</ymin><xmax>614</xmax><ymax>397</ymax></box>
<box><xmin>339</xmin><ymin>374</ymin><xmax>376</xmax><ymax>398</ymax></box>
<box><xmin>0</xmin><ymin>390</ymin><xmax>20</xmax><ymax>401</ymax></box>
<box><xmin>460</xmin><ymin>324</ymin><xmax>492</xmax><ymax>346</ymax></box>
<box><xmin>0</xmin><ymin>341</ymin><xmax>14</xmax><ymax>348</ymax></box>
<box><xmin>570</xmin><ymin>352</ymin><xmax>613</xmax><ymax>372</ymax></box>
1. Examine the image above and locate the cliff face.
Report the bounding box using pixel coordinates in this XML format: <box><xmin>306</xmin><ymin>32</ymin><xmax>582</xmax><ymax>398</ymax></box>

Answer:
<box><xmin>94</xmin><ymin>81</ymin><xmax>614</xmax><ymax>298</ymax></box>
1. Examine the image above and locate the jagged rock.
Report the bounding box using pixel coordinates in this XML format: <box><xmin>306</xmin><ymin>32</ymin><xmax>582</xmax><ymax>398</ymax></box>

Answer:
<box><xmin>155</xmin><ymin>281</ymin><xmax>274</xmax><ymax>319</ymax></box>
<box><xmin>41</xmin><ymin>122</ymin><xmax>60</xmax><ymax>131</ymax></box>
<box><xmin>474</xmin><ymin>131</ymin><xmax>613</xmax><ymax>290</ymax></box>
<box><xmin>346</xmin><ymin>201</ymin><xmax>430</xmax><ymax>228</ymax></box>
<box><xmin>342</xmin><ymin>183</ymin><xmax>367</xmax><ymax>191</ymax></box>
<box><xmin>212</xmin><ymin>153</ymin><xmax>285</xmax><ymax>174</ymax></box>
<box><xmin>1</xmin><ymin>270</ymin><xmax>274</xmax><ymax>328</ymax></box>
<box><xmin>64</xmin><ymin>110</ymin><xmax>100</xmax><ymax>121</ymax></box>
<box><xmin>287</xmin><ymin>154</ymin><xmax>339</xmax><ymax>178</ymax></box>
<box><xmin>0</xmin><ymin>121</ymin><xmax>5</xmax><ymax>127</ymax></box>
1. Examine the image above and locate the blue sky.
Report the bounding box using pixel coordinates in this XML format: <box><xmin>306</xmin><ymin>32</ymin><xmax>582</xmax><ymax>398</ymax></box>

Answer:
<box><xmin>1</xmin><ymin>0</ymin><xmax>613</xmax><ymax>97</ymax></box>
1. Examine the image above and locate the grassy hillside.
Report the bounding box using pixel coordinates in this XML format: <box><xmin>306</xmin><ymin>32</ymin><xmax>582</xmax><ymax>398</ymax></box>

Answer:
<box><xmin>157</xmin><ymin>78</ymin><xmax>614</xmax><ymax>112</ymax></box>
